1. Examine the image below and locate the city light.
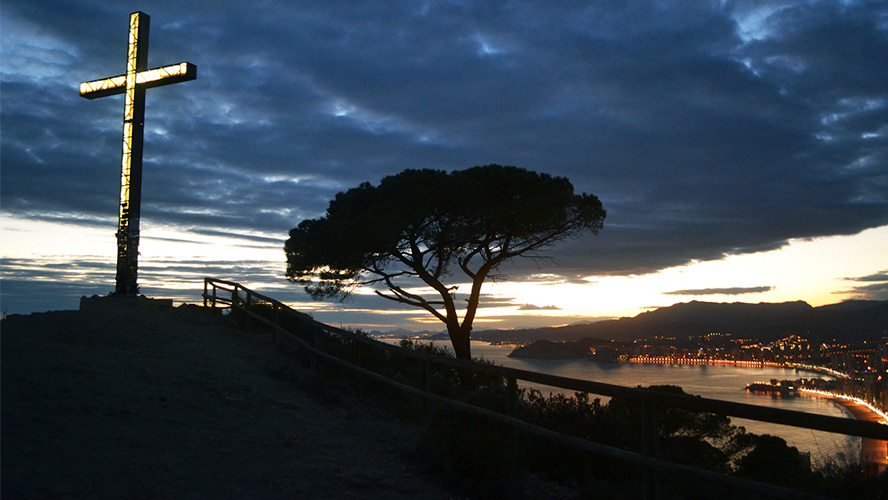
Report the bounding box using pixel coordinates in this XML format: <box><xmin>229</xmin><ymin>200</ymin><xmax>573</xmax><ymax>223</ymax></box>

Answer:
<box><xmin>799</xmin><ymin>388</ymin><xmax>888</xmax><ymax>425</ymax></box>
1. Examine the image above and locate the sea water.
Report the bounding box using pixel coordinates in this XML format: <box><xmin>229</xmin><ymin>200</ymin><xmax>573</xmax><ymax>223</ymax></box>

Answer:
<box><xmin>391</xmin><ymin>339</ymin><xmax>860</xmax><ymax>466</ymax></box>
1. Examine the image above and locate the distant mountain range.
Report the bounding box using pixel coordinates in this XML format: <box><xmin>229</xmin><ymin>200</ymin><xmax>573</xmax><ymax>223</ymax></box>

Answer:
<box><xmin>471</xmin><ymin>300</ymin><xmax>888</xmax><ymax>345</ymax></box>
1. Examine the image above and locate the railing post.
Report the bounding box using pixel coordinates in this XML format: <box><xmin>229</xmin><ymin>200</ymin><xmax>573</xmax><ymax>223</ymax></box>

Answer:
<box><xmin>310</xmin><ymin>328</ymin><xmax>318</xmax><ymax>371</ymax></box>
<box><xmin>244</xmin><ymin>290</ymin><xmax>252</xmax><ymax>332</ymax></box>
<box><xmin>641</xmin><ymin>400</ymin><xmax>658</xmax><ymax>500</ymax></box>
<box><xmin>212</xmin><ymin>282</ymin><xmax>217</xmax><ymax>308</ymax></box>
<box><xmin>231</xmin><ymin>287</ymin><xmax>238</xmax><ymax>319</ymax></box>
<box><xmin>506</xmin><ymin>375</ymin><xmax>520</xmax><ymax>464</ymax></box>
<box><xmin>354</xmin><ymin>340</ymin><xmax>362</xmax><ymax>398</ymax></box>
<box><xmin>203</xmin><ymin>279</ymin><xmax>208</xmax><ymax>307</ymax></box>
<box><xmin>273</xmin><ymin>303</ymin><xmax>279</xmax><ymax>343</ymax></box>
<box><xmin>354</xmin><ymin>339</ymin><xmax>362</xmax><ymax>366</ymax></box>
<box><xmin>507</xmin><ymin>376</ymin><xmax>518</xmax><ymax>416</ymax></box>
<box><xmin>422</xmin><ymin>358</ymin><xmax>431</xmax><ymax>417</ymax></box>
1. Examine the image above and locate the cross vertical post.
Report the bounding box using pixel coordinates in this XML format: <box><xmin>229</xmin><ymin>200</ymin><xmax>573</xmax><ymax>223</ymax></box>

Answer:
<box><xmin>80</xmin><ymin>12</ymin><xmax>196</xmax><ymax>295</ymax></box>
<box><xmin>118</xmin><ymin>11</ymin><xmax>148</xmax><ymax>296</ymax></box>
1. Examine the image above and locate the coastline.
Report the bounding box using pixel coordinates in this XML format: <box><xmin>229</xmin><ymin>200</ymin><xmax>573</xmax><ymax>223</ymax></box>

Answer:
<box><xmin>831</xmin><ymin>398</ymin><xmax>887</xmax><ymax>474</ymax></box>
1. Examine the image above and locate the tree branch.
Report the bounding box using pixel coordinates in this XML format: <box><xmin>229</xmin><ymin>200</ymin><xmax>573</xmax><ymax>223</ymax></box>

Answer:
<box><xmin>374</xmin><ymin>287</ymin><xmax>448</xmax><ymax>323</ymax></box>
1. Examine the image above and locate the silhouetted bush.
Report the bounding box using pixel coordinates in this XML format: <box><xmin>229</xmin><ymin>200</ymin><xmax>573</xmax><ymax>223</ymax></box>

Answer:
<box><xmin>415</xmin><ymin>411</ymin><xmax>524</xmax><ymax>498</ymax></box>
<box><xmin>236</xmin><ymin>304</ymin><xmax>884</xmax><ymax>498</ymax></box>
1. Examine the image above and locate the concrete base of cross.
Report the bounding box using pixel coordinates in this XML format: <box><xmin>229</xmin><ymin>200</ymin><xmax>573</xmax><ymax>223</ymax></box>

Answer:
<box><xmin>80</xmin><ymin>294</ymin><xmax>173</xmax><ymax>311</ymax></box>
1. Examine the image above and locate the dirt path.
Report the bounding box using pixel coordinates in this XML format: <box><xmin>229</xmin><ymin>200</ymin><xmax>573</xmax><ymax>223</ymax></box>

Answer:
<box><xmin>1</xmin><ymin>305</ymin><xmax>452</xmax><ymax>499</ymax></box>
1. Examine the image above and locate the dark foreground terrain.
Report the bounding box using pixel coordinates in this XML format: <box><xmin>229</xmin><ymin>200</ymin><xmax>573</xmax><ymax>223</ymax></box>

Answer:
<box><xmin>1</xmin><ymin>305</ymin><xmax>450</xmax><ymax>499</ymax></box>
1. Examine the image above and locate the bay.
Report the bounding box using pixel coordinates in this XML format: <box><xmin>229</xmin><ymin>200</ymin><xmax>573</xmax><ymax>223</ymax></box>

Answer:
<box><xmin>388</xmin><ymin>339</ymin><xmax>860</xmax><ymax>466</ymax></box>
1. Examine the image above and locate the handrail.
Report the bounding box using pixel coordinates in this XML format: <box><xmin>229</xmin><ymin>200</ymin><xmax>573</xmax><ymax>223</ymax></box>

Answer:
<box><xmin>202</xmin><ymin>278</ymin><xmax>885</xmax><ymax>499</ymax></box>
<box><xmin>435</xmin><ymin>356</ymin><xmax>887</xmax><ymax>439</ymax></box>
<box><xmin>204</xmin><ymin>278</ymin><xmax>886</xmax><ymax>441</ymax></box>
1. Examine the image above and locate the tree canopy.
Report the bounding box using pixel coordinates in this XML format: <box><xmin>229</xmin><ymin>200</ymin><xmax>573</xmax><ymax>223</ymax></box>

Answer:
<box><xmin>285</xmin><ymin>164</ymin><xmax>606</xmax><ymax>359</ymax></box>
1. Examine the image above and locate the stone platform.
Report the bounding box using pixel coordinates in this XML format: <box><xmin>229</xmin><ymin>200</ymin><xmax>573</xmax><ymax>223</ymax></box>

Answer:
<box><xmin>79</xmin><ymin>294</ymin><xmax>173</xmax><ymax>311</ymax></box>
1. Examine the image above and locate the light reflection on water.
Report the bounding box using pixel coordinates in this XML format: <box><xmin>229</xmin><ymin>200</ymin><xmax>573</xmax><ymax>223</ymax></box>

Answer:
<box><xmin>387</xmin><ymin>339</ymin><xmax>859</xmax><ymax>465</ymax></box>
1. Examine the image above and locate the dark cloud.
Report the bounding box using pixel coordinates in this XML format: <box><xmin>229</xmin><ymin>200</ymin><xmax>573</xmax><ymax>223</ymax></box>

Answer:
<box><xmin>841</xmin><ymin>281</ymin><xmax>888</xmax><ymax>302</ymax></box>
<box><xmin>663</xmin><ymin>286</ymin><xmax>776</xmax><ymax>296</ymax></box>
<box><xmin>2</xmin><ymin>1</ymin><xmax>887</xmax><ymax>300</ymax></box>
<box><xmin>840</xmin><ymin>270</ymin><xmax>888</xmax><ymax>301</ymax></box>
<box><xmin>845</xmin><ymin>271</ymin><xmax>888</xmax><ymax>283</ymax></box>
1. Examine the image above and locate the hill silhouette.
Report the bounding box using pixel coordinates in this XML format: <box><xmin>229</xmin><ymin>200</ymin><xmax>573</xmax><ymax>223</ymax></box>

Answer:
<box><xmin>475</xmin><ymin>300</ymin><xmax>888</xmax><ymax>346</ymax></box>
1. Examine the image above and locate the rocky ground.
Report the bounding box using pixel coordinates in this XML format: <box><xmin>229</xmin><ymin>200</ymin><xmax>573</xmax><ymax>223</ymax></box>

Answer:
<box><xmin>1</xmin><ymin>304</ymin><xmax>456</xmax><ymax>499</ymax></box>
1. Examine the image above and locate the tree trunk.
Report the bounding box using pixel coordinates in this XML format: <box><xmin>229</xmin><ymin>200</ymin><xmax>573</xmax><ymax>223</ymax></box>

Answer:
<box><xmin>448</xmin><ymin>325</ymin><xmax>472</xmax><ymax>361</ymax></box>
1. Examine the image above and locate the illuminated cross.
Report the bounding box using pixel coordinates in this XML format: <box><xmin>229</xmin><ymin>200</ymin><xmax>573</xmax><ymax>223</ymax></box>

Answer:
<box><xmin>81</xmin><ymin>11</ymin><xmax>196</xmax><ymax>296</ymax></box>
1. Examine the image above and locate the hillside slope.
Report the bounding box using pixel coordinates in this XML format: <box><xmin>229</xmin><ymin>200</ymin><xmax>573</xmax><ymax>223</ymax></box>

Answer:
<box><xmin>1</xmin><ymin>306</ymin><xmax>450</xmax><ymax>499</ymax></box>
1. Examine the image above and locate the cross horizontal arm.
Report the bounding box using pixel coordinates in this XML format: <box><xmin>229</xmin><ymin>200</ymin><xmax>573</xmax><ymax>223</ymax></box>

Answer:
<box><xmin>80</xmin><ymin>62</ymin><xmax>196</xmax><ymax>99</ymax></box>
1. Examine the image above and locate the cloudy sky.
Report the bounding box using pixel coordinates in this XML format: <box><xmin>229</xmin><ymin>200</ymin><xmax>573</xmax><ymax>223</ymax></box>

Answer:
<box><xmin>2</xmin><ymin>0</ymin><xmax>887</xmax><ymax>330</ymax></box>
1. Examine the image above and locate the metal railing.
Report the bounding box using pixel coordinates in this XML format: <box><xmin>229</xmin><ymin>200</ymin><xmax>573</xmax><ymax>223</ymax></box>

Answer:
<box><xmin>203</xmin><ymin>278</ymin><xmax>888</xmax><ymax>499</ymax></box>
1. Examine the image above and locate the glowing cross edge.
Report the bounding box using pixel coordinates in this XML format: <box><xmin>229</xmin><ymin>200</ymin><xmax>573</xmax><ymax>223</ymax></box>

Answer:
<box><xmin>80</xmin><ymin>62</ymin><xmax>196</xmax><ymax>98</ymax></box>
<box><xmin>80</xmin><ymin>11</ymin><xmax>196</xmax><ymax>296</ymax></box>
